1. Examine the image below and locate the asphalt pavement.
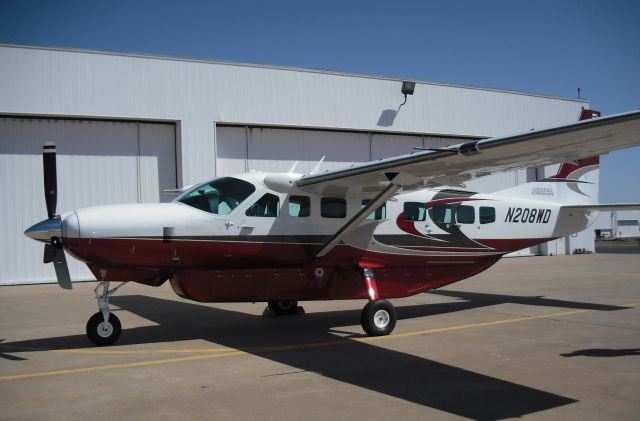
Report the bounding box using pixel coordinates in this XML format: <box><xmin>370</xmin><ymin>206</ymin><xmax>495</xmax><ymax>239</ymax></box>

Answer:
<box><xmin>1</xmin><ymin>254</ymin><xmax>639</xmax><ymax>420</ymax></box>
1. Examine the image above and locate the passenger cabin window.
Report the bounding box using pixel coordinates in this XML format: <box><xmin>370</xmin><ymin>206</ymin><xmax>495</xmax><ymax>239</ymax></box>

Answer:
<box><xmin>432</xmin><ymin>204</ymin><xmax>453</xmax><ymax>224</ymax></box>
<box><xmin>361</xmin><ymin>200</ymin><xmax>386</xmax><ymax>220</ymax></box>
<box><xmin>246</xmin><ymin>193</ymin><xmax>280</xmax><ymax>217</ymax></box>
<box><xmin>403</xmin><ymin>202</ymin><xmax>426</xmax><ymax>221</ymax></box>
<box><xmin>321</xmin><ymin>197</ymin><xmax>346</xmax><ymax>218</ymax></box>
<box><xmin>178</xmin><ymin>177</ymin><xmax>255</xmax><ymax>215</ymax></box>
<box><xmin>456</xmin><ymin>205</ymin><xmax>475</xmax><ymax>224</ymax></box>
<box><xmin>289</xmin><ymin>196</ymin><xmax>310</xmax><ymax>217</ymax></box>
<box><xmin>480</xmin><ymin>206</ymin><xmax>496</xmax><ymax>224</ymax></box>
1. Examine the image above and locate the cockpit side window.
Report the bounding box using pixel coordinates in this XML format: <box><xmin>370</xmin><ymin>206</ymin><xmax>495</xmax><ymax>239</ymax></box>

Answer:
<box><xmin>178</xmin><ymin>177</ymin><xmax>255</xmax><ymax>215</ymax></box>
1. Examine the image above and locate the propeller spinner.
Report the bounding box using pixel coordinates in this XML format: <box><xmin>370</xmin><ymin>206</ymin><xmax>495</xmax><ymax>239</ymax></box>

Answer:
<box><xmin>24</xmin><ymin>143</ymin><xmax>72</xmax><ymax>289</ymax></box>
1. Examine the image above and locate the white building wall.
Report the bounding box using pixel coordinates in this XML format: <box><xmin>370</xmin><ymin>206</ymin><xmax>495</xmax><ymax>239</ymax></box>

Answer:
<box><xmin>0</xmin><ymin>45</ymin><xmax>587</xmax><ymax>184</ymax></box>
<box><xmin>594</xmin><ymin>210</ymin><xmax>640</xmax><ymax>238</ymax></box>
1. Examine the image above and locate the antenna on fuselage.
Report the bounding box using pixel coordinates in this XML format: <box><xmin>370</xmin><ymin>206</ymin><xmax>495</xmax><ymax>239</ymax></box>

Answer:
<box><xmin>310</xmin><ymin>156</ymin><xmax>326</xmax><ymax>175</ymax></box>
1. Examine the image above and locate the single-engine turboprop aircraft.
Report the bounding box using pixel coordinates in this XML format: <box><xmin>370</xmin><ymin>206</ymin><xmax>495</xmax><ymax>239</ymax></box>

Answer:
<box><xmin>25</xmin><ymin>109</ymin><xmax>640</xmax><ymax>346</ymax></box>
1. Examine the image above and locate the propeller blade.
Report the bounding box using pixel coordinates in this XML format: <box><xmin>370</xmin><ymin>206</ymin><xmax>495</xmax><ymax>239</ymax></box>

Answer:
<box><xmin>43</xmin><ymin>142</ymin><xmax>57</xmax><ymax>219</ymax></box>
<box><xmin>43</xmin><ymin>243</ymin><xmax>54</xmax><ymax>264</ymax></box>
<box><xmin>51</xmin><ymin>238</ymin><xmax>72</xmax><ymax>290</ymax></box>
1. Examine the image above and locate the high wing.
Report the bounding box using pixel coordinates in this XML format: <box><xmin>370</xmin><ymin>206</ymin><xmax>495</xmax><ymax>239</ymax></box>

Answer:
<box><xmin>295</xmin><ymin>110</ymin><xmax>640</xmax><ymax>197</ymax></box>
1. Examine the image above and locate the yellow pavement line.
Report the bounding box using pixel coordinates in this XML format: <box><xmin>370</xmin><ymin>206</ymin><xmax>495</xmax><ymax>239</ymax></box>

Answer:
<box><xmin>358</xmin><ymin>302</ymin><xmax>639</xmax><ymax>342</ymax></box>
<box><xmin>56</xmin><ymin>348</ymin><xmax>234</xmax><ymax>355</ymax></box>
<box><xmin>359</xmin><ymin>309</ymin><xmax>590</xmax><ymax>341</ymax></box>
<box><xmin>0</xmin><ymin>351</ymin><xmax>245</xmax><ymax>381</ymax></box>
<box><xmin>2</xmin><ymin>302</ymin><xmax>638</xmax><ymax>381</ymax></box>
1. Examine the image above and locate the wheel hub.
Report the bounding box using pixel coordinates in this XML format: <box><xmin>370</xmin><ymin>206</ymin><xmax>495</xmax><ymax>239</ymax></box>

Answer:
<box><xmin>373</xmin><ymin>309</ymin><xmax>390</xmax><ymax>328</ymax></box>
<box><xmin>97</xmin><ymin>321</ymin><xmax>114</xmax><ymax>338</ymax></box>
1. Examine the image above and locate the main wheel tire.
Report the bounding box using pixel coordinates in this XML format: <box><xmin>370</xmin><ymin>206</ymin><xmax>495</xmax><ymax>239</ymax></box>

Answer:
<box><xmin>86</xmin><ymin>312</ymin><xmax>121</xmax><ymax>346</ymax></box>
<box><xmin>360</xmin><ymin>300</ymin><xmax>397</xmax><ymax>336</ymax></box>
<box><xmin>267</xmin><ymin>300</ymin><xmax>298</xmax><ymax>316</ymax></box>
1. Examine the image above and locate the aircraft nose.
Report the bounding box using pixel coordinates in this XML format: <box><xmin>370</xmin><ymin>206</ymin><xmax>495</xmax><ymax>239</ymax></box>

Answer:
<box><xmin>24</xmin><ymin>217</ymin><xmax>63</xmax><ymax>242</ymax></box>
<box><xmin>24</xmin><ymin>211</ymin><xmax>79</xmax><ymax>243</ymax></box>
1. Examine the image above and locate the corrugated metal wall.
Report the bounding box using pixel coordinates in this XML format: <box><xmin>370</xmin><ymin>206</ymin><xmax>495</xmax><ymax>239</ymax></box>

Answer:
<box><xmin>217</xmin><ymin>126</ymin><xmax>463</xmax><ymax>175</ymax></box>
<box><xmin>0</xmin><ymin>45</ymin><xmax>587</xmax><ymax>185</ymax></box>
<box><xmin>0</xmin><ymin>117</ymin><xmax>176</xmax><ymax>284</ymax></box>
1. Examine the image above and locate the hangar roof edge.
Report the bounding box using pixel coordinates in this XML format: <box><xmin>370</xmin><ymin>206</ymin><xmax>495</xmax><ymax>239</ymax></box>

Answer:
<box><xmin>0</xmin><ymin>42</ymin><xmax>589</xmax><ymax>105</ymax></box>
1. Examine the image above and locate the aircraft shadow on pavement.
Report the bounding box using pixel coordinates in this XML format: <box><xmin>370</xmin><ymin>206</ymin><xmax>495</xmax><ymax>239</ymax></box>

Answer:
<box><xmin>3</xmin><ymin>292</ymin><xmax>622</xmax><ymax>419</ymax></box>
<box><xmin>561</xmin><ymin>348</ymin><xmax>640</xmax><ymax>357</ymax></box>
<box><xmin>429</xmin><ymin>290</ymin><xmax>627</xmax><ymax>312</ymax></box>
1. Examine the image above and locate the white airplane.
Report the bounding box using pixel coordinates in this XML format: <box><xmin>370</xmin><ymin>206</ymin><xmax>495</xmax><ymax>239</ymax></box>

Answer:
<box><xmin>25</xmin><ymin>109</ymin><xmax>640</xmax><ymax>346</ymax></box>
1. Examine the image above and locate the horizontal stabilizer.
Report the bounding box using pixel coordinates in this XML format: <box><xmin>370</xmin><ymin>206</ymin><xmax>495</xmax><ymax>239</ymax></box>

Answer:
<box><xmin>562</xmin><ymin>203</ymin><xmax>640</xmax><ymax>211</ymax></box>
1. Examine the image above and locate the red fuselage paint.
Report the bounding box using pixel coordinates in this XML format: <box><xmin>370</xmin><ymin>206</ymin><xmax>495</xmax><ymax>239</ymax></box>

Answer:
<box><xmin>63</xmin><ymin>236</ymin><xmax>539</xmax><ymax>303</ymax></box>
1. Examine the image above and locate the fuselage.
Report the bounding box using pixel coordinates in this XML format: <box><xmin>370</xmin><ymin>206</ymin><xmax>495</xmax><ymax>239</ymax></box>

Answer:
<box><xmin>34</xmin><ymin>172</ymin><xmax>598</xmax><ymax>302</ymax></box>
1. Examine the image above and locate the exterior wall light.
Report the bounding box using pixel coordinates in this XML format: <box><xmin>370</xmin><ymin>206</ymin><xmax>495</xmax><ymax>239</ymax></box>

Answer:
<box><xmin>401</xmin><ymin>81</ymin><xmax>415</xmax><ymax>105</ymax></box>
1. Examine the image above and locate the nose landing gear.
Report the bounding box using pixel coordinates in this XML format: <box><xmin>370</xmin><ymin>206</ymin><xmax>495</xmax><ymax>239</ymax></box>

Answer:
<box><xmin>86</xmin><ymin>280</ymin><xmax>126</xmax><ymax>346</ymax></box>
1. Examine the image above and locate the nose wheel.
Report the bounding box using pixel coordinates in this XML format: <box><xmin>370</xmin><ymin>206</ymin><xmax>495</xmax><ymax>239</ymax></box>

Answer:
<box><xmin>86</xmin><ymin>311</ymin><xmax>121</xmax><ymax>346</ymax></box>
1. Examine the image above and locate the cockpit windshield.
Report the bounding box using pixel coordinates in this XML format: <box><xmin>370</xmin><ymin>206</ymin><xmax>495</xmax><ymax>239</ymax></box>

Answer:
<box><xmin>177</xmin><ymin>177</ymin><xmax>256</xmax><ymax>215</ymax></box>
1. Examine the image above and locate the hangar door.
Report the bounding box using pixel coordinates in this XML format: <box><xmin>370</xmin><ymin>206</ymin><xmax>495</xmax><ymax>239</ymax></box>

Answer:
<box><xmin>216</xmin><ymin>125</ymin><xmax>455</xmax><ymax>176</ymax></box>
<box><xmin>0</xmin><ymin>117</ymin><xmax>177</xmax><ymax>285</ymax></box>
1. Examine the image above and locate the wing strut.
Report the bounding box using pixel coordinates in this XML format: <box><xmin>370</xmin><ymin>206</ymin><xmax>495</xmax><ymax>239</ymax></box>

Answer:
<box><xmin>314</xmin><ymin>182</ymin><xmax>401</xmax><ymax>259</ymax></box>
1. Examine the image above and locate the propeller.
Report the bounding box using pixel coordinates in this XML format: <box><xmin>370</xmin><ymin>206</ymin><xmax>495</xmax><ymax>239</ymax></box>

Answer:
<box><xmin>40</xmin><ymin>143</ymin><xmax>72</xmax><ymax>289</ymax></box>
<box><xmin>51</xmin><ymin>237</ymin><xmax>72</xmax><ymax>290</ymax></box>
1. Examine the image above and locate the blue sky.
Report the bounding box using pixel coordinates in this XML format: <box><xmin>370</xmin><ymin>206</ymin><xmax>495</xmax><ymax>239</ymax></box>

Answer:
<box><xmin>1</xmin><ymin>0</ymin><xmax>638</xmax><ymax>202</ymax></box>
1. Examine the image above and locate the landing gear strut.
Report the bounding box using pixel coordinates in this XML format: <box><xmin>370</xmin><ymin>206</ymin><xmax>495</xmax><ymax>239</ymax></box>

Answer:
<box><xmin>86</xmin><ymin>280</ymin><xmax>125</xmax><ymax>346</ymax></box>
<box><xmin>360</xmin><ymin>268</ymin><xmax>397</xmax><ymax>336</ymax></box>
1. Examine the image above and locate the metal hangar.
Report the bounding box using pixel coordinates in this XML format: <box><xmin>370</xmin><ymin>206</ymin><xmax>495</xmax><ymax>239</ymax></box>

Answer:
<box><xmin>0</xmin><ymin>44</ymin><xmax>592</xmax><ymax>285</ymax></box>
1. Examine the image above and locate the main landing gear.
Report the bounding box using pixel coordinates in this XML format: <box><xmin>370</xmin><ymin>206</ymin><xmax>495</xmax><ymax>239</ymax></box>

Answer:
<box><xmin>86</xmin><ymin>281</ymin><xmax>126</xmax><ymax>346</ymax></box>
<box><xmin>359</xmin><ymin>268</ymin><xmax>397</xmax><ymax>336</ymax></box>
